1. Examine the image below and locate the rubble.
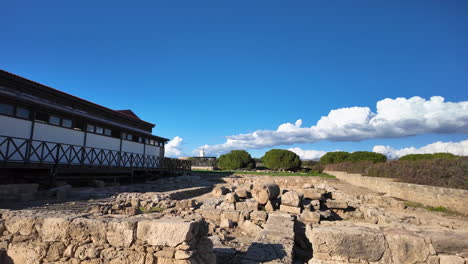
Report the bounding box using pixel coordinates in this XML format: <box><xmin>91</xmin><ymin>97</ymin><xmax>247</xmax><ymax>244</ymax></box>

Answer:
<box><xmin>1</xmin><ymin>173</ymin><xmax>467</xmax><ymax>264</ymax></box>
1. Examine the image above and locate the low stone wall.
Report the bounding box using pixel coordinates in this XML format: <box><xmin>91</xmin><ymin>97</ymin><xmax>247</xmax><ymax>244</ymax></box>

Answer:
<box><xmin>0</xmin><ymin>210</ymin><xmax>215</xmax><ymax>264</ymax></box>
<box><xmin>325</xmin><ymin>170</ymin><xmax>468</xmax><ymax>215</ymax></box>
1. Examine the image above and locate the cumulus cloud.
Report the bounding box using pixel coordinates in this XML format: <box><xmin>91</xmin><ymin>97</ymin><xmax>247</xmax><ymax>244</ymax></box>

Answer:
<box><xmin>373</xmin><ymin>140</ymin><xmax>468</xmax><ymax>159</ymax></box>
<box><xmin>165</xmin><ymin>136</ymin><xmax>184</xmax><ymax>157</ymax></box>
<box><xmin>288</xmin><ymin>147</ymin><xmax>327</xmax><ymax>160</ymax></box>
<box><xmin>196</xmin><ymin>96</ymin><xmax>468</xmax><ymax>156</ymax></box>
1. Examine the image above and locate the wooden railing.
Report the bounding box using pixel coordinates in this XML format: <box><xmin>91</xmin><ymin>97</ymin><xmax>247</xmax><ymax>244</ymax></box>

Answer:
<box><xmin>0</xmin><ymin>135</ymin><xmax>190</xmax><ymax>172</ymax></box>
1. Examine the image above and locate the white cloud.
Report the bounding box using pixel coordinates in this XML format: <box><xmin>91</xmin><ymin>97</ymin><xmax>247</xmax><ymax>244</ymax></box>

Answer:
<box><xmin>373</xmin><ymin>140</ymin><xmax>468</xmax><ymax>159</ymax></box>
<box><xmin>288</xmin><ymin>147</ymin><xmax>327</xmax><ymax>160</ymax></box>
<box><xmin>196</xmin><ymin>96</ymin><xmax>468</xmax><ymax>156</ymax></box>
<box><xmin>165</xmin><ymin>136</ymin><xmax>184</xmax><ymax>157</ymax></box>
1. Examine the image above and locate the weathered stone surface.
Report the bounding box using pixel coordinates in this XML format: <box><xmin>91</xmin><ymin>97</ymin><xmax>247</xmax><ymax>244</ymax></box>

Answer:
<box><xmin>281</xmin><ymin>190</ymin><xmax>303</xmax><ymax>207</ymax></box>
<box><xmin>69</xmin><ymin>218</ymin><xmax>107</xmax><ymax>245</ymax></box>
<box><xmin>280</xmin><ymin>204</ymin><xmax>301</xmax><ymax>214</ymax></box>
<box><xmin>307</xmin><ymin>225</ymin><xmax>386</xmax><ymax>262</ymax></box>
<box><xmin>6</xmin><ymin>241</ymin><xmax>47</xmax><ymax>264</ymax></box>
<box><xmin>301</xmin><ymin>210</ymin><xmax>320</xmax><ymax>224</ymax></box>
<box><xmin>221</xmin><ymin>210</ymin><xmax>240</xmax><ymax>223</ymax></box>
<box><xmin>252</xmin><ymin>183</ymin><xmax>280</xmax><ymax>204</ymax></box>
<box><xmin>239</xmin><ymin>220</ymin><xmax>263</xmax><ymax>236</ymax></box>
<box><xmin>220</xmin><ymin>218</ymin><xmax>233</xmax><ymax>228</ymax></box>
<box><xmin>4</xmin><ymin>214</ymin><xmax>35</xmax><ymax>236</ymax></box>
<box><xmin>174</xmin><ymin>250</ymin><xmax>194</xmax><ymax>259</ymax></box>
<box><xmin>303</xmin><ymin>189</ymin><xmax>324</xmax><ymax>200</ymax></box>
<box><xmin>136</xmin><ymin>218</ymin><xmax>198</xmax><ymax>247</ymax></box>
<box><xmin>250</xmin><ymin>211</ymin><xmax>268</xmax><ymax>222</ymax></box>
<box><xmin>106</xmin><ymin>220</ymin><xmax>135</xmax><ymax>248</ymax></box>
<box><xmin>421</xmin><ymin>231</ymin><xmax>468</xmax><ymax>255</ymax></box>
<box><xmin>212</xmin><ymin>186</ymin><xmax>229</xmax><ymax>197</ymax></box>
<box><xmin>155</xmin><ymin>247</ymin><xmax>176</xmax><ymax>258</ymax></box>
<box><xmin>326</xmin><ymin>200</ymin><xmax>348</xmax><ymax>209</ymax></box>
<box><xmin>200</xmin><ymin>209</ymin><xmax>221</xmax><ymax>222</ymax></box>
<box><xmin>46</xmin><ymin>242</ymin><xmax>66</xmax><ymax>261</ymax></box>
<box><xmin>439</xmin><ymin>255</ymin><xmax>465</xmax><ymax>264</ymax></box>
<box><xmin>245</xmin><ymin>199</ymin><xmax>259</xmax><ymax>210</ymax></box>
<box><xmin>39</xmin><ymin>217</ymin><xmax>69</xmax><ymax>242</ymax></box>
<box><xmin>75</xmin><ymin>244</ymin><xmax>99</xmax><ymax>260</ymax></box>
<box><xmin>224</xmin><ymin>193</ymin><xmax>238</xmax><ymax>203</ymax></box>
<box><xmin>235</xmin><ymin>189</ymin><xmax>250</xmax><ymax>198</ymax></box>
<box><xmin>385</xmin><ymin>228</ymin><xmax>431</xmax><ymax>264</ymax></box>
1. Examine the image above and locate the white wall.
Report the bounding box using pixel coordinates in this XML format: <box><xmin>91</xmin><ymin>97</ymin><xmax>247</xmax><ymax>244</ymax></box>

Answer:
<box><xmin>145</xmin><ymin>145</ymin><xmax>160</xmax><ymax>156</ymax></box>
<box><xmin>0</xmin><ymin>115</ymin><xmax>32</xmax><ymax>139</ymax></box>
<box><xmin>122</xmin><ymin>140</ymin><xmax>144</xmax><ymax>154</ymax></box>
<box><xmin>33</xmin><ymin>122</ymin><xmax>84</xmax><ymax>146</ymax></box>
<box><xmin>86</xmin><ymin>133</ymin><xmax>120</xmax><ymax>151</ymax></box>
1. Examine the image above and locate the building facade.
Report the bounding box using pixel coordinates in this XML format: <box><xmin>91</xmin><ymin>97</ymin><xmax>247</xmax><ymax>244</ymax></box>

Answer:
<box><xmin>0</xmin><ymin>70</ymin><xmax>189</xmax><ymax>180</ymax></box>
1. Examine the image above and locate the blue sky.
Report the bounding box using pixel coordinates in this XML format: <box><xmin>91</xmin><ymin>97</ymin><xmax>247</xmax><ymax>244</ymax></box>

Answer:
<box><xmin>2</xmin><ymin>0</ymin><xmax>467</xmax><ymax>158</ymax></box>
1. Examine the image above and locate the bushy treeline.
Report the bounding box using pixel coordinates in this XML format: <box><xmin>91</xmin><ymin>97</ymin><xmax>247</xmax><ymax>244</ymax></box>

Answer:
<box><xmin>323</xmin><ymin>157</ymin><xmax>468</xmax><ymax>190</ymax></box>
<box><xmin>319</xmin><ymin>151</ymin><xmax>387</xmax><ymax>164</ymax></box>
<box><xmin>217</xmin><ymin>149</ymin><xmax>302</xmax><ymax>171</ymax></box>
<box><xmin>399</xmin><ymin>153</ymin><xmax>457</xmax><ymax>161</ymax></box>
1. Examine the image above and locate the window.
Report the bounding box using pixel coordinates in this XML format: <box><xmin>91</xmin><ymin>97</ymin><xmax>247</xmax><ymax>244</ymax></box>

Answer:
<box><xmin>62</xmin><ymin>119</ymin><xmax>72</xmax><ymax>128</ymax></box>
<box><xmin>122</xmin><ymin>132</ymin><xmax>127</xmax><ymax>139</ymax></box>
<box><xmin>87</xmin><ymin>124</ymin><xmax>95</xmax><ymax>132</ymax></box>
<box><xmin>145</xmin><ymin>138</ymin><xmax>149</xmax><ymax>144</ymax></box>
<box><xmin>104</xmin><ymin>128</ymin><xmax>112</xmax><ymax>136</ymax></box>
<box><xmin>0</xmin><ymin>103</ymin><xmax>14</xmax><ymax>116</ymax></box>
<box><xmin>150</xmin><ymin>139</ymin><xmax>155</xmax><ymax>145</ymax></box>
<box><xmin>49</xmin><ymin>115</ymin><xmax>61</xmax><ymax>126</ymax></box>
<box><xmin>15</xmin><ymin>107</ymin><xmax>30</xmax><ymax>119</ymax></box>
<box><xmin>96</xmin><ymin>126</ymin><xmax>104</xmax><ymax>134</ymax></box>
<box><xmin>127</xmin><ymin>134</ymin><xmax>133</xmax><ymax>141</ymax></box>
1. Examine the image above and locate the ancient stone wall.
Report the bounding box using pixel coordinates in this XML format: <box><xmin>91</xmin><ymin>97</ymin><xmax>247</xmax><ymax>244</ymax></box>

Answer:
<box><xmin>326</xmin><ymin>170</ymin><xmax>468</xmax><ymax>215</ymax></box>
<box><xmin>0</xmin><ymin>210</ymin><xmax>215</xmax><ymax>264</ymax></box>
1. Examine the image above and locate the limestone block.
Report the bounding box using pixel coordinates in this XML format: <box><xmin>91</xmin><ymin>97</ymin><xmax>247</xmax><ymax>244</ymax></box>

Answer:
<box><xmin>39</xmin><ymin>217</ymin><xmax>70</xmax><ymax>242</ymax></box>
<box><xmin>439</xmin><ymin>255</ymin><xmax>465</xmax><ymax>264</ymax></box>
<box><xmin>4</xmin><ymin>215</ymin><xmax>35</xmax><ymax>236</ymax></box>
<box><xmin>46</xmin><ymin>242</ymin><xmax>66</xmax><ymax>261</ymax></box>
<box><xmin>281</xmin><ymin>190</ymin><xmax>304</xmax><ymax>207</ymax></box>
<box><xmin>250</xmin><ymin>211</ymin><xmax>268</xmax><ymax>222</ymax></box>
<box><xmin>136</xmin><ymin>218</ymin><xmax>198</xmax><ymax>247</ymax></box>
<box><xmin>7</xmin><ymin>241</ymin><xmax>47</xmax><ymax>264</ymax></box>
<box><xmin>75</xmin><ymin>244</ymin><xmax>99</xmax><ymax>260</ymax></box>
<box><xmin>224</xmin><ymin>193</ymin><xmax>238</xmax><ymax>203</ymax></box>
<box><xmin>301</xmin><ymin>210</ymin><xmax>320</xmax><ymax>224</ymax></box>
<box><xmin>280</xmin><ymin>204</ymin><xmax>301</xmax><ymax>214</ymax></box>
<box><xmin>69</xmin><ymin>218</ymin><xmax>107</xmax><ymax>245</ymax></box>
<box><xmin>384</xmin><ymin>228</ymin><xmax>431</xmax><ymax>264</ymax></box>
<box><xmin>212</xmin><ymin>186</ymin><xmax>229</xmax><ymax>198</ymax></box>
<box><xmin>326</xmin><ymin>200</ymin><xmax>348</xmax><ymax>209</ymax></box>
<box><xmin>200</xmin><ymin>209</ymin><xmax>221</xmax><ymax>222</ymax></box>
<box><xmin>303</xmin><ymin>189</ymin><xmax>324</xmax><ymax>200</ymax></box>
<box><xmin>221</xmin><ymin>211</ymin><xmax>240</xmax><ymax>223</ymax></box>
<box><xmin>106</xmin><ymin>220</ymin><xmax>135</xmax><ymax>247</ymax></box>
<box><xmin>252</xmin><ymin>183</ymin><xmax>280</xmax><ymax>204</ymax></box>
<box><xmin>235</xmin><ymin>189</ymin><xmax>250</xmax><ymax>199</ymax></box>
<box><xmin>239</xmin><ymin>220</ymin><xmax>263</xmax><ymax>237</ymax></box>
<box><xmin>307</xmin><ymin>225</ymin><xmax>386</xmax><ymax>262</ymax></box>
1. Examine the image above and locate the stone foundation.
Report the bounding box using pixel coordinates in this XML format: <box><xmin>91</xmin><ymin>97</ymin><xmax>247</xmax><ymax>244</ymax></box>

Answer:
<box><xmin>0</xmin><ymin>210</ymin><xmax>215</xmax><ymax>264</ymax></box>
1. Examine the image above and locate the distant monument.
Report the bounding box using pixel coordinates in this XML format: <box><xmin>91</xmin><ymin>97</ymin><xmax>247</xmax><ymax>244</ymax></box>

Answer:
<box><xmin>199</xmin><ymin>148</ymin><xmax>205</xmax><ymax>157</ymax></box>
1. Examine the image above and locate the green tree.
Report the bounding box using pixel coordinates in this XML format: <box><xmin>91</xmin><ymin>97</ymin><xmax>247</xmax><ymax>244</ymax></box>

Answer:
<box><xmin>217</xmin><ymin>150</ymin><xmax>256</xmax><ymax>170</ymax></box>
<box><xmin>399</xmin><ymin>153</ymin><xmax>457</xmax><ymax>161</ymax></box>
<box><xmin>319</xmin><ymin>151</ymin><xmax>351</xmax><ymax>164</ymax></box>
<box><xmin>347</xmin><ymin>151</ymin><xmax>387</xmax><ymax>163</ymax></box>
<box><xmin>262</xmin><ymin>149</ymin><xmax>302</xmax><ymax>171</ymax></box>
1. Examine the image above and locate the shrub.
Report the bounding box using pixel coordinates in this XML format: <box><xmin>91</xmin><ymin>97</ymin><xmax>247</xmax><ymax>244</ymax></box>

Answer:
<box><xmin>319</xmin><ymin>151</ymin><xmax>351</xmax><ymax>164</ymax></box>
<box><xmin>262</xmin><ymin>149</ymin><xmax>302</xmax><ymax>171</ymax></box>
<box><xmin>399</xmin><ymin>153</ymin><xmax>458</xmax><ymax>161</ymax></box>
<box><xmin>217</xmin><ymin>150</ymin><xmax>255</xmax><ymax>170</ymax></box>
<box><xmin>323</xmin><ymin>157</ymin><xmax>468</xmax><ymax>190</ymax></box>
<box><xmin>346</xmin><ymin>151</ymin><xmax>387</xmax><ymax>163</ymax></box>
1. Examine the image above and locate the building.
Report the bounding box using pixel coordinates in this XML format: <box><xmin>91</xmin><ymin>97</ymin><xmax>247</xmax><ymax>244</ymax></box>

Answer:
<box><xmin>0</xmin><ymin>69</ymin><xmax>190</xmax><ymax>184</ymax></box>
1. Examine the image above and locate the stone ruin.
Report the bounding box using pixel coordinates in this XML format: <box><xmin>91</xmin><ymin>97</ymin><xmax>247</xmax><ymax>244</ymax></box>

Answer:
<box><xmin>1</xmin><ymin>174</ymin><xmax>468</xmax><ymax>263</ymax></box>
